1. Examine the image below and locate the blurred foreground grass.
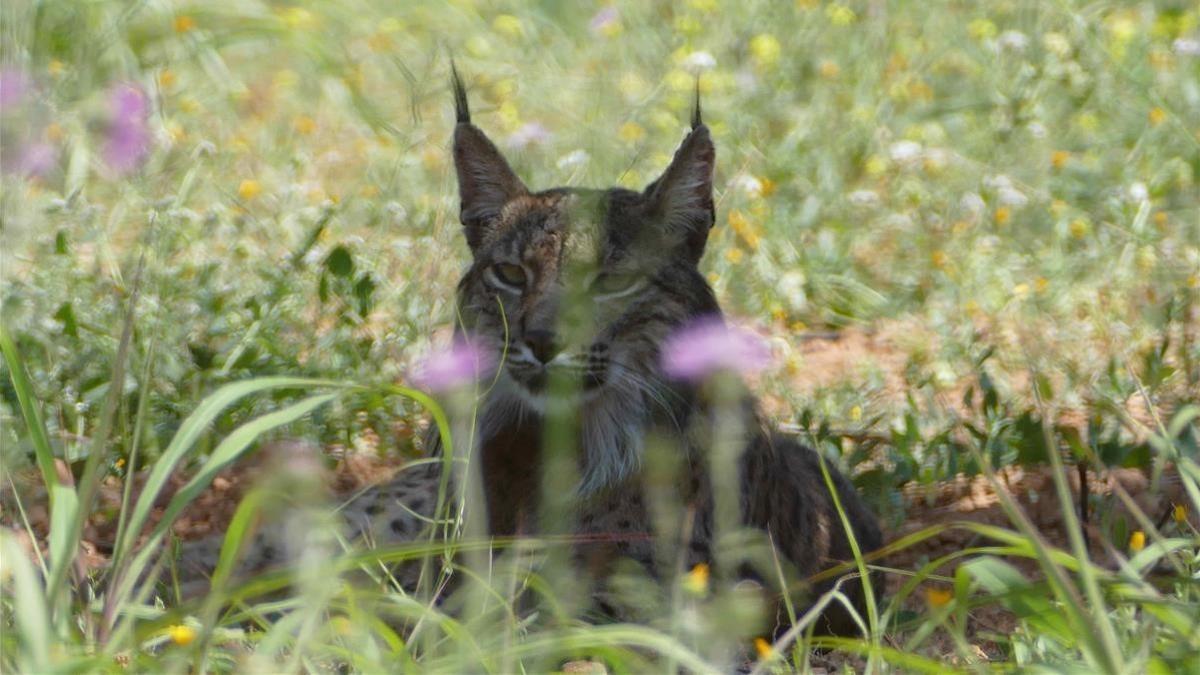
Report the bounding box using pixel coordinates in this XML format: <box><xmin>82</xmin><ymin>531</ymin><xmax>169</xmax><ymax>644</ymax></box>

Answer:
<box><xmin>1</xmin><ymin>0</ymin><xmax>1199</xmax><ymax>672</ymax></box>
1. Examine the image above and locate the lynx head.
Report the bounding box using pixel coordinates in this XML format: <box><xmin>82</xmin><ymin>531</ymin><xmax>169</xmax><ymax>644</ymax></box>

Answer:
<box><xmin>450</xmin><ymin>69</ymin><xmax>721</xmax><ymax>487</ymax></box>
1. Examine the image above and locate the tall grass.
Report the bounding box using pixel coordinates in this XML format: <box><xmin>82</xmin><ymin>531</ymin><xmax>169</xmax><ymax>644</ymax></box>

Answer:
<box><xmin>3</xmin><ymin>0</ymin><xmax>1198</xmax><ymax>671</ymax></box>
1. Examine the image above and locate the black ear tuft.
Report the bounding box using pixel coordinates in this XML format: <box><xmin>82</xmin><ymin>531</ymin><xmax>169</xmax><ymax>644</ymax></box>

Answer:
<box><xmin>451</xmin><ymin>65</ymin><xmax>527</xmax><ymax>252</ymax></box>
<box><xmin>451</xmin><ymin>61</ymin><xmax>470</xmax><ymax>124</ymax></box>
<box><xmin>691</xmin><ymin>79</ymin><xmax>702</xmax><ymax>130</ymax></box>
<box><xmin>643</xmin><ymin>121</ymin><xmax>716</xmax><ymax>263</ymax></box>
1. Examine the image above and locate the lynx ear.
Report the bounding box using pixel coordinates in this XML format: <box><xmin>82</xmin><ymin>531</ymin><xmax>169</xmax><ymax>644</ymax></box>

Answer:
<box><xmin>451</xmin><ymin>66</ymin><xmax>528</xmax><ymax>251</ymax></box>
<box><xmin>643</xmin><ymin>103</ymin><xmax>715</xmax><ymax>263</ymax></box>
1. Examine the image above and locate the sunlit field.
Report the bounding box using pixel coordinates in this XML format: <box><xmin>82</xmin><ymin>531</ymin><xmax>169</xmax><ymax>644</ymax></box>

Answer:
<box><xmin>2</xmin><ymin>0</ymin><xmax>1199</xmax><ymax>672</ymax></box>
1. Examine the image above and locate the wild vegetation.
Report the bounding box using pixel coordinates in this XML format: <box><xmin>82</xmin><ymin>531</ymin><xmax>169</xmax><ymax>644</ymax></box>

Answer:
<box><xmin>1</xmin><ymin>0</ymin><xmax>1198</xmax><ymax>672</ymax></box>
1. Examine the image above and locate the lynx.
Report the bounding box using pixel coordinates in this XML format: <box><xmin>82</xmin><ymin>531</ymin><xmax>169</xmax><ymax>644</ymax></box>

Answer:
<box><xmin>168</xmin><ymin>69</ymin><xmax>882</xmax><ymax>637</ymax></box>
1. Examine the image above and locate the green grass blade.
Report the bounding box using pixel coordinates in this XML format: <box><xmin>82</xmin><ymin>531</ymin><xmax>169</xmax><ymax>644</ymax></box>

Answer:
<box><xmin>0</xmin><ymin>324</ymin><xmax>60</xmax><ymax>503</ymax></box>
<box><xmin>110</xmin><ymin>391</ymin><xmax>343</xmax><ymax>617</ymax></box>
<box><xmin>111</xmin><ymin>377</ymin><xmax>348</xmax><ymax>566</ymax></box>
<box><xmin>1</xmin><ymin>533</ymin><xmax>52</xmax><ymax>673</ymax></box>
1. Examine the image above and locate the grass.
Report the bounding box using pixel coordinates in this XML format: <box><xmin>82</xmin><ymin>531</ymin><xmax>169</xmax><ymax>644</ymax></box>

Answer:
<box><xmin>2</xmin><ymin>0</ymin><xmax>1199</xmax><ymax>671</ymax></box>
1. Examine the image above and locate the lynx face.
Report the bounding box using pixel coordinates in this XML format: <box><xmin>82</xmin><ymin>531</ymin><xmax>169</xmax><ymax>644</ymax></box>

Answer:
<box><xmin>449</xmin><ymin>73</ymin><xmax>722</xmax><ymax>490</ymax></box>
<box><xmin>452</xmin><ymin>78</ymin><xmax>719</xmax><ymax>413</ymax></box>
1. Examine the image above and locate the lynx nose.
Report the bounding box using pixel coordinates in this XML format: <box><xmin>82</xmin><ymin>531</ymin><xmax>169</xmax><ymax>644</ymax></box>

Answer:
<box><xmin>522</xmin><ymin>329</ymin><xmax>561</xmax><ymax>365</ymax></box>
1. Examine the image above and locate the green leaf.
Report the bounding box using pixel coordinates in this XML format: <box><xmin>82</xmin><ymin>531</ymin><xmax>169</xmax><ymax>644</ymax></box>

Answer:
<box><xmin>964</xmin><ymin>556</ymin><xmax>1073</xmax><ymax>645</ymax></box>
<box><xmin>325</xmin><ymin>245</ymin><xmax>354</xmax><ymax>278</ymax></box>
<box><xmin>53</xmin><ymin>302</ymin><xmax>78</xmax><ymax>339</ymax></box>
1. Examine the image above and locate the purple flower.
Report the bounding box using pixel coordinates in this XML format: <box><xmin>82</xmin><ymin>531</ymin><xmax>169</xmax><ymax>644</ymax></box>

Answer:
<box><xmin>506</xmin><ymin>122</ymin><xmax>551</xmax><ymax>150</ymax></box>
<box><xmin>411</xmin><ymin>338</ymin><xmax>494</xmax><ymax>392</ymax></box>
<box><xmin>588</xmin><ymin>6</ymin><xmax>619</xmax><ymax>35</ymax></box>
<box><xmin>0</xmin><ymin>68</ymin><xmax>31</xmax><ymax>110</ymax></box>
<box><xmin>17</xmin><ymin>142</ymin><xmax>57</xmax><ymax>176</ymax></box>
<box><xmin>661</xmin><ymin>317</ymin><xmax>771</xmax><ymax>380</ymax></box>
<box><xmin>103</xmin><ymin>84</ymin><xmax>151</xmax><ymax>175</ymax></box>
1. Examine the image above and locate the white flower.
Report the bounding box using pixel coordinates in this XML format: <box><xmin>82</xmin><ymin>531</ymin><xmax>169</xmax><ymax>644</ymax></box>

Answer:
<box><xmin>1027</xmin><ymin>122</ymin><xmax>1047</xmax><ymax>138</ymax></box>
<box><xmin>734</xmin><ymin>174</ymin><xmax>764</xmax><ymax>198</ymax></box>
<box><xmin>683</xmin><ymin>50</ymin><xmax>717</xmax><ymax>72</ymax></box>
<box><xmin>385</xmin><ymin>201</ymin><xmax>407</xmax><ymax>225</ymax></box>
<box><xmin>889</xmin><ymin>140</ymin><xmax>923</xmax><ymax>164</ymax></box>
<box><xmin>848</xmin><ymin>189</ymin><xmax>879</xmax><ymax>206</ymax></box>
<box><xmin>997</xmin><ymin>186</ymin><xmax>1027</xmax><ymax>208</ymax></box>
<box><xmin>1129</xmin><ymin>182</ymin><xmax>1148</xmax><ymax>202</ymax></box>
<box><xmin>556</xmin><ymin>149</ymin><xmax>589</xmax><ymax>169</ymax></box>
<box><xmin>1173</xmin><ymin>38</ymin><xmax>1200</xmax><ymax>57</ymax></box>
<box><xmin>998</xmin><ymin>30</ymin><xmax>1029</xmax><ymax>51</ymax></box>
<box><xmin>778</xmin><ymin>270</ymin><xmax>808</xmax><ymax>311</ymax></box>
<box><xmin>960</xmin><ymin>192</ymin><xmax>986</xmax><ymax>215</ymax></box>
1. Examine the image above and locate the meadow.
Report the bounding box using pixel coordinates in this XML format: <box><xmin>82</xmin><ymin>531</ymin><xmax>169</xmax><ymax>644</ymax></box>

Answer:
<box><xmin>1</xmin><ymin>0</ymin><xmax>1198</xmax><ymax>672</ymax></box>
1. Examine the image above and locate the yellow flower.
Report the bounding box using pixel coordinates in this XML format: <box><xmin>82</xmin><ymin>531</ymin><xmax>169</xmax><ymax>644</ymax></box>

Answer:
<box><xmin>1012</xmin><ymin>282</ymin><xmax>1031</xmax><ymax>300</ymax></box>
<box><xmin>1173</xmin><ymin>504</ymin><xmax>1187</xmax><ymax>524</ymax></box>
<box><xmin>48</xmin><ymin>59</ymin><xmax>65</xmax><ymax>77</ymax></box>
<box><xmin>618</xmin><ymin>72</ymin><xmax>648</xmax><ymax>99</ymax></box>
<box><xmin>280</xmin><ymin>7</ymin><xmax>315</xmax><ymax>30</ymax></box>
<box><xmin>683</xmin><ymin>563</ymin><xmax>709</xmax><ymax>595</ymax></box>
<box><xmin>849</xmin><ymin>405</ymin><xmax>862</xmax><ymax>422</ymax></box>
<box><xmin>753</xmin><ymin>637</ymin><xmax>773</xmax><ymax>659</ymax></box>
<box><xmin>1129</xmin><ymin>530</ymin><xmax>1146</xmax><ymax>552</ymax></box>
<box><xmin>665</xmin><ymin>68</ymin><xmax>693</xmax><ymax>92</ymax></box>
<box><xmin>1069</xmin><ymin>218</ymin><xmax>1090</xmax><ymax>239</ymax></box>
<box><xmin>864</xmin><ymin>154</ymin><xmax>888</xmax><ymax>175</ymax></box>
<box><xmin>114</xmin><ymin>458</ymin><xmax>126</xmax><ymax>468</ymax></box>
<box><xmin>293</xmin><ymin>115</ymin><xmax>317</xmax><ymax>135</ymax></box>
<box><xmin>1153</xmin><ymin>212</ymin><xmax>1167</xmax><ymax>227</ymax></box>
<box><xmin>728</xmin><ymin>209</ymin><xmax>762</xmax><ymax>250</ymax></box>
<box><xmin>749</xmin><ymin>34</ymin><xmax>781</xmax><ymax>69</ymax></box>
<box><xmin>492</xmin><ymin>14</ymin><xmax>523</xmax><ymax>39</ymax></box>
<box><xmin>617</xmin><ymin>121</ymin><xmax>646</xmax><ymax>143</ymax></box>
<box><xmin>173</xmin><ymin>15</ymin><xmax>196</xmax><ymax>33</ymax></box>
<box><xmin>238</xmin><ymin>179</ymin><xmax>263</xmax><ymax>201</ymax></box>
<box><xmin>330</xmin><ymin>616</ymin><xmax>353</xmax><ymax>636</ymax></box>
<box><xmin>166</xmin><ymin>624</ymin><xmax>196</xmax><ymax>646</ymax></box>
<box><xmin>1187</xmin><ymin>274</ymin><xmax>1199</xmax><ymax>290</ymax></box>
<box><xmin>1149</xmin><ymin>107</ymin><xmax>1167</xmax><ymax>126</ymax></box>
<box><xmin>994</xmin><ymin>206</ymin><xmax>1011</xmax><ymax>225</ymax></box>
<box><xmin>818</xmin><ymin>59</ymin><xmax>841</xmax><ymax>79</ymax></box>
<box><xmin>725</xmin><ymin>247</ymin><xmax>745</xmax><ymax>264</ymax></box>
<box><xmin>1136</xmin><ymin>245</ymin><xmax>1157</xmax><ymax>272</ymax></box>
<box><xmin>968</xmin><ymin>18</ymin><xmax>997</xmax><ymax>41</ymax></box>
<box><xmin>1051</xmin><ymin>150</ymin><xmax>1070</xmax><ymax>170</ymax></box>
<box><xmin>45</xmin><ymin>123</ymin><xmax>64</xmax><ymax>142</ymax></box>
<box><xmin>825</xmin><ymin>4</ymin><xmax>857</xmax><ymax>25</ymax></box>
<box><xmin>931</xmin><ymin>249</ymin><xmax>949</xmax><ymax>270</ymax></box>
<box><xmin>925</xmin><ymin>586</ymin><xmax>953</xmax><ymax>608</ymax></box>
<box><xmin>1034</xmin><ymin>276</ymin><xmax>1049</xmax><ymax>294</ymax></box>
<box><xmin>158</xmin><ymin>69</ymin><xmax>177</xmax><ymax>89</ymax></box>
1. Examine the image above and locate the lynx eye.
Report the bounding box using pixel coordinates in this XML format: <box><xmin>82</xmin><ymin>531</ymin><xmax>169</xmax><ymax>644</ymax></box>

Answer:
<box><xmin>590</xmin><ymin>272</ymin><xmax>643</xmax><ymax>301</ymax></box>
<box><xmin>487</xmin><ymin>262</ymin><xmax>528</xmax><ymax>291</ymax></box>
